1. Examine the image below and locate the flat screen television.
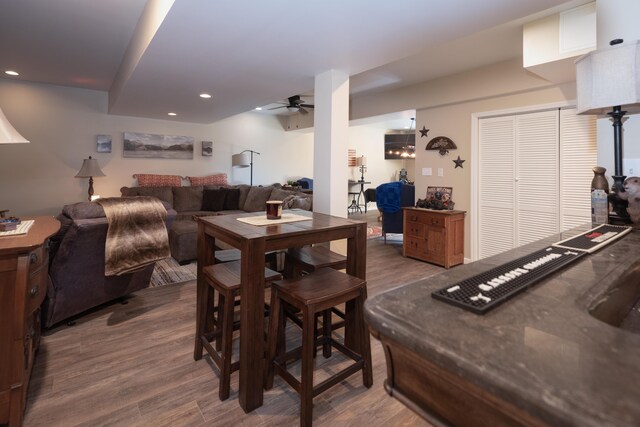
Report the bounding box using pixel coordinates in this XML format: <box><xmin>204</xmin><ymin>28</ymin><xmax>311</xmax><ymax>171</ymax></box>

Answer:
<box><xmin>385</xmin><ymin>133</ymin><xmax>415</xmax><ymax>159</ymax></box>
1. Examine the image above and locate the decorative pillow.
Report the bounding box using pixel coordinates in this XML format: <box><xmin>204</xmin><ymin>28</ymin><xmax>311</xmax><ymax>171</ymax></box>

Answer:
<box><xmin>282</xmin><ymin>195</ymin><xmax>312</xmax><ymax>211</ymax></box>
<box><xmin>134</xmin><ymin>174</ymin><xmax>182</xmax><ymax>187</ymax></box>
<box><xmin>202</xmin><ymin>188</ymin><xmax>227</xmax><ymax>211</ymax></box>
<box><xmin>243</xmin><ymin>186</ymin><xmax>274</xmax><ymax>212</ymax></box>
<box><xmin>173</xmin><ymin>186</ymin><xmax>203</xmax><ymax>212</ymax></box>
<box><xmin>228</xmin><ymin>185</ymin><xmax>251</xmax><ymax>210</ymax></box>
<box><xmin>223</xmin><ymin>188</ymin><xmax>241</xmax><ymax>210</ymax></box>
<box><xmin>187</xmin><ymin>173</ymin><xmax>228</xmax><ymax>186</ymax></box>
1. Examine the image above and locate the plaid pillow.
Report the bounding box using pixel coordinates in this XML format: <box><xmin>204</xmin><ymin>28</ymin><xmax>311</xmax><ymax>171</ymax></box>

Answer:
<box><xmin>134</xmin><ymin>174</ymin><xmax>182</xmax><ymax>187</ymax></box>
<box><xmin>187</xmin><ymin>173</ymin><xmax>228</xmax><ymax>186</ymax></box>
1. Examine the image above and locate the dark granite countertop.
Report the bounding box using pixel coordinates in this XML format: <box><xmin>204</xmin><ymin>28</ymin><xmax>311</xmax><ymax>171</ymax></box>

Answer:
<box><xmin>365</xmin><ymin>225</ymin><xmax>640</xmax><ymax>427</ymax></box>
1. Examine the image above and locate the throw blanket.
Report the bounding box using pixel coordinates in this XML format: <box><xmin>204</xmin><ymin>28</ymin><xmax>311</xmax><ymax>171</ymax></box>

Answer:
<box><xmin>96</xmin><ymin>197</ymin><xmax>170</xmax><ymax>276</ymax></box>
<box><xmin>376</xmin><ymin>181</ymin><xmax>403</xmax><ymax>213</ymax></box>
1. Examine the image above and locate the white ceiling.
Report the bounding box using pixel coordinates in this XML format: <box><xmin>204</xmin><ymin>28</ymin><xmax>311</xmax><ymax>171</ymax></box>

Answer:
<box><xmin>0</xmin><ymin>0</ymin><xmax>586</xmax><ymax>124</ymax></box>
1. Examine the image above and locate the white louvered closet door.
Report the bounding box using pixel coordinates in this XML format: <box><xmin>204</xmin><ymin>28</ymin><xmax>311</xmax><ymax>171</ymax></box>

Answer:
<box><xmin>515</xmin><ymin>110</ymin><xmax>559</xmax><ymax>247</ymax></box>
<box><xmin>478</xmin><ymin>116</ymin><xmax>516</xmax><ymax>259</ymax></box>
<box><xmin>559</xmin><ymin>108</ymin><xmax>597</xmax><ymax>230</ymax></box>
<box><xmin>478</xmin><ymin>107</ymin><xmax>596</xmax><ymax>259</ymax></box>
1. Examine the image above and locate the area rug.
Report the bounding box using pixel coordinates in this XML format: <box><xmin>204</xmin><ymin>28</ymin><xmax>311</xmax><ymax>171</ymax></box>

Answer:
<box><xmin>367</xmin><ymin>225</ymin><xmax>382</xmax><ymax>239</ymax></box>
<box><xmin>150</xmin><ymin>257</ymin><xmax>197</xmax><ymax>287</ymax></box>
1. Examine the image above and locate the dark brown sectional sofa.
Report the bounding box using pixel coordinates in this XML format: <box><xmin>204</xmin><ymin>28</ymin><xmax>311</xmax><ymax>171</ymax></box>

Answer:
<box><xmin>120</xmin><ymin>184</ymin><xmax>312</xmax><ymax>264</ymax></box>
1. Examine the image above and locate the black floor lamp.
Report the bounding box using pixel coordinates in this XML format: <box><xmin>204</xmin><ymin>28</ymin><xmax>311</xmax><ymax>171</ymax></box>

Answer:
<box><xmin>232</xmin><ymin>150</ymin><xmax>260</xmax><ymax>185</ymax></box>
<box><xmin>576</xmin><ymin>39</ymin><xmax>640</xmax><ymax>224</ymax></box>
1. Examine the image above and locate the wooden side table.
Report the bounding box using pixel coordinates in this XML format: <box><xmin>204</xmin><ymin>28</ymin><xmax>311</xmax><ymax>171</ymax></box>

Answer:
<box><xmin>0</xmin><ymin>216</ymin><xmax>60</xmax><ymax>426</ymax></box>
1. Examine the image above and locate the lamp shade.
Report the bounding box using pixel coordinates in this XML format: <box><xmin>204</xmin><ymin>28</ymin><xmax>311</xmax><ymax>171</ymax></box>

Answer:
<box><xmin>75</xmin><ymin>156</ymin><xmax>105</xmax><ymax>178</ymax></box>
<box><xmin>356</xmin><ymin>156</ymin><xmax>367</xmax><ymax>166</ymax></box>
<box><xmin>232</xmin><ymin>152</ymin><xmax>250</xmax><ymax>167</ymax></box>
<box><xmin>576</xmin><ymin>40</ymin><xmax>640</xmax><ymax>115</ymax></box>
<box><xmin>0</xmin><ymin>107</ymin><xmax>29</xmax><ymax>144</ymax></box>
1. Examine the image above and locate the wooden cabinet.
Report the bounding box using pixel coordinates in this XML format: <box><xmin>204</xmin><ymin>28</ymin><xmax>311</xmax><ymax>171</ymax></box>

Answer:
<box><xmin>0</xmin><ymin>217</ymin><xmax>60</xmax><ymax>426</ymax></box>
<box><xmin>403</xmin><ymin>208</ymin><xmax>465</xmax><ymax>268</ymax></box>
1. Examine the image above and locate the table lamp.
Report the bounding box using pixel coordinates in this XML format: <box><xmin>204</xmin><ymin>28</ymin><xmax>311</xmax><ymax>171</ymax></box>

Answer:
<box><xmin>576</xmin><ymin>39</ymin><xmax>640</xmax><ymax>224</ymax></box>
<box><xmin>75</xmin><ymin>156</ymin><xmax>105</xmax><ymax>201</ymax></box>
<box><xmin>356</xmin><ymin>155</ymin><xmax>367</xmax><ymax>182</ymax></box>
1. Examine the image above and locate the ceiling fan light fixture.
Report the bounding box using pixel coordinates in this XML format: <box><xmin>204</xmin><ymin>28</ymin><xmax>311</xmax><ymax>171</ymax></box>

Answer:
<box><xmin>286</xmin><ymin>106</ymin><xmax>299</xmax><ymax>112</ymax></box>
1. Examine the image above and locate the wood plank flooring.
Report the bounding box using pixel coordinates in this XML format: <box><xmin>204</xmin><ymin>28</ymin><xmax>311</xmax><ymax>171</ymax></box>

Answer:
<box><xmin>24</xmin><ymin>211</ymin><xmax>442</xmax><ymax>426</ymax></box>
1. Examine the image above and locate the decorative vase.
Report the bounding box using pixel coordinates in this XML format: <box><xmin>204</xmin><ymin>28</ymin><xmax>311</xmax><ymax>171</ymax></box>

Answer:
<box><xmin>591</xmin><ymin>166</ymin><xmax>609</xmax><ymax>193</ymax></box>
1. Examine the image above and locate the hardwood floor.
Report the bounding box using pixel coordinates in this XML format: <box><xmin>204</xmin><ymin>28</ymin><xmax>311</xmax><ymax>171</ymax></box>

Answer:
<box><xmin>24</xmin><ymin>211</ymin><xmax>442</xmax><ymax>426</ymax></box>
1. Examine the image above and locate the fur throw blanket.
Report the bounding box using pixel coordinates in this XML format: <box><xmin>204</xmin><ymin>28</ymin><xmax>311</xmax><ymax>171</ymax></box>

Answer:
<box><xmin>96</xmin><ymin>197</ymin><xmax>170</xmax><ymax>276</ymax></box>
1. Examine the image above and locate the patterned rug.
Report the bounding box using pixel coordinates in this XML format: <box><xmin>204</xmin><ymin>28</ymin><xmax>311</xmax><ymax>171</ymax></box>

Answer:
<box><xmin>367</xmin><ymin>225</ymin><xmax>382</xmax><ymax>239</ymax></box>
<box><xmin>150</xmin><ymin>257</ymin><xmax>197</xmax><ymax>287</ymax></box>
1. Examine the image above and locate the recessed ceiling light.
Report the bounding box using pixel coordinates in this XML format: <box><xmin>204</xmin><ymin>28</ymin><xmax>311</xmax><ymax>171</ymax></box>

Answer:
<box><xmin>5</xmin><ymin>70</ymin><xmax>19</xmax><ymax>76</ymax></box>
<box><xmin>255</xmin><ymin>107</ymin><xmax>262</xmax><ymax>111</ymax></box>
<box><xmin>168</xmin><ymin>112</ymin><xmax>177</xmax><ymax>116</ymax></box>
<box><xmin>199</xmin><ymin>93</ymin><xmax>211</xmax><ymax>99</ymax></box>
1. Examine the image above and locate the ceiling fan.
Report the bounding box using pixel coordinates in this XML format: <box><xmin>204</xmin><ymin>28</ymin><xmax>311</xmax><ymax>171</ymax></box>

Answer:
<box><xmin>269</xmin><ymin>95</ymin><xmax>314</xmax><ymax>114</ymax></box>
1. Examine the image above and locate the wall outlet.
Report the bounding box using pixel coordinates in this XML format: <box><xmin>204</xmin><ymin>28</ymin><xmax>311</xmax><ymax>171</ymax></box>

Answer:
<box><xmin>625</xmin><ymin>158</ymin><xmax>640</xmax><ymax>177</ymax></box>
<box><xmin>438</xmin><ymin>168</ymin><xmax>444</xmax><ymax>177</ymax></box>
<box><xmin>422</xmin><ymin>167</ymin><xmax>432</xmax><ymax>176</ymax></box>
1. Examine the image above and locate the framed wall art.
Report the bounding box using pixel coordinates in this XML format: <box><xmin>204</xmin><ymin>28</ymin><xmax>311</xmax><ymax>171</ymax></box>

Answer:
<box><xmin>96</xmin><ymin>135</ymin><xmax>112</xmax><ymax>153</ymax></box>
<box><xmin>123</xmin><ymin>132</ymin><xmax>194</xmax><ymax>159</ymax></box>
<box><xmin>202</xmin><ymin>141</ymin><xmax>213</xmax><ymax>156</ymax></box>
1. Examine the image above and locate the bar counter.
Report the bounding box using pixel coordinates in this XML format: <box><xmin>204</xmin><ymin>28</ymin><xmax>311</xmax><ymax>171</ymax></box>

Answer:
<box><xmin>364</xmin><ymin>225</ymin><xmax>640</xmax><ymax>427</ymax></box>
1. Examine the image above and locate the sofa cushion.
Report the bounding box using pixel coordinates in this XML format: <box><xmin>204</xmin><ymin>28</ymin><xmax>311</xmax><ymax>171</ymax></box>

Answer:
<box><xmin>202</xmin><ymin>188</ymin><xmax>227</xmax><ymax>211</ymax></box>
<box><xmin>282</xmin><ymin>195</ymin><xmax>312</xmax><ymax>210</ymax></box>
<box><xmin>173</xmin><ymin>186</ymin><xmax>203</xmax><ymax>212</ymax></box>
<box><xmin>223</xmin><ymin>188</ymin><xmax>241</xmax><ymax>210</ymax></box>
<box><xmin>231</xmin><ymin>184</ymin><xmax>251</xmax><ymax>210</ymax></box>
<box><xmin>121</xmin><ymin>186</ymin><xmax>174</xmax><ymax>207</ymax></box>
<box><xmin>134</xmin><ymin>173</ymin><xmax>182</xmax><ymax>187</ymax></box>
<box><xmin>243</xmin><ymin>186</ymin><xmax>273</xmax><ymax>212</ymax></box>
<box><xmin>187</xmin><ymin>173</ymin><xmax>228</xmax><ymax>186</ymax></box>
<box><xmin>270</xmin><ymin>188</ymin><xmax>296</xmax><ymax>201</ymax></box>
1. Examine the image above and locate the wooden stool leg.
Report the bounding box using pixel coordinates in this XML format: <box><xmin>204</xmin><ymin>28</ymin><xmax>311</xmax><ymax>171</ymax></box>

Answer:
<box><xmin>219</xmin><ymin>292</ymin><xmax>235</xmax><ymax>401</ymax></box>
<box><xmin>300</xmin><ymin>306</ymin><xmax>315</xmax><ymax>427</ymax></box>
<box><xmin>355</xmin><ymin>290</ymin><xmax>373</xmax><ymax>388</ymax></box>
<box><xmin>265</xmin><ymin>287</ymin><xmax>282</xmax><ymax>390</ymax></box>
<box><xmin>322</xmin><ymin>309</ymin><xmax>332</xmax><ymax>358</ymax></box>
<box><xmin>215</xmin><ymin>290</ymin><xmax>224</xmax><ymax>351</ymax></box>
<box><xmin>194</xmin><ymin>282</ymin><xmax>212</xmax><ymax>360</ymax></box>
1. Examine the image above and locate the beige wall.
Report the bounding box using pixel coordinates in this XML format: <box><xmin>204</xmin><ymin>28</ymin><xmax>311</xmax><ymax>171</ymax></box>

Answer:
<box><xmin>0</xmin><ymin>79</ymin><xmax>313</xmax><ymax>216</ymax></box>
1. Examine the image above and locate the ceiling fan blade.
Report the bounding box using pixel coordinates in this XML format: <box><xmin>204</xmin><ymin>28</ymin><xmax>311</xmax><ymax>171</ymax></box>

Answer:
<box><xmin>268</xmin><ymin>105</ymin><xmax>286</xmax><ymax>110</ymax></box>
<box><xmin>299</xmin><ymin>103</ymin><xmax>314</xmax><ymax>108</ymax></box>
<box><xmin>298</xmin><ymin>107</ymin><xmax>308</xmax><ymax>115</ymax></box>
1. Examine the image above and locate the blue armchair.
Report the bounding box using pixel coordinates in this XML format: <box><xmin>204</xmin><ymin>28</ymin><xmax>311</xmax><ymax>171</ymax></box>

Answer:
<box><xmin>376</xmin><ymin>182</ymin><xmax>415</xmax><ymax>243</ymax></box>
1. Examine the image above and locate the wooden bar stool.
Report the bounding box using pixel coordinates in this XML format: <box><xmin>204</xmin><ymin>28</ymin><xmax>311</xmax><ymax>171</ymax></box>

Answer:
<box><xmin>265</xmin><ymin>268</ymin><xmax>373</xmax><ymax>427</ymax></box>
<box><xmin>195</xmin><ymin>260</ymin><xmax>282</xmax><ymax>401</ymax></box>
<box><xmin>285</xmin><ymin>246</ymin><xmax>348</xmax><ymax>338</ymax></box>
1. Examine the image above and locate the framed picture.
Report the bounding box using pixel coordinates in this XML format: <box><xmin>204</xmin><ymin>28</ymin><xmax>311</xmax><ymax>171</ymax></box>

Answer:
<box><xmin>202</xmin><ymin>141</ymin><xmax>213</xmax><ymax>156</ymax></box>
<box><xmin>96</xmin><ymin>135</ymin><xmax>112</xmax><ymax>153</ymax></box>
<box><xmin>123</xmin><ymin>132</ymin><xmax>194</xmax><ymax>159</ymax></box>
<box><xmin>426</xmin><ymin>186</ymin><xmax>453</xmax><ymax>201</ymax></box>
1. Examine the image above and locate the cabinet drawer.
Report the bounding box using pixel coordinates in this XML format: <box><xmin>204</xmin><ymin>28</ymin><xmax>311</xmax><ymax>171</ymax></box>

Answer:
<box><xmin>405</xmin><ymin>222</ymin><xmax>425</xmax><ymax>238</ymax></box>
<box><xmin>404</xmin><ymin>237</ymin><xmax>425</xmax><ymax>257</ymax></box>
<box><xmin>25</xmin><ymin>267</ymin><xmax>47</xmax><ymax>315</ymax></box>
<box><xmin>28</xmin><ymin>245</ymin><xmax>47</xmax><ymax>272</ymax></box>
<box><xmin>423</xmin><ymin>215</ymin><xmax>445</xmax><ymax>228</ymax></box>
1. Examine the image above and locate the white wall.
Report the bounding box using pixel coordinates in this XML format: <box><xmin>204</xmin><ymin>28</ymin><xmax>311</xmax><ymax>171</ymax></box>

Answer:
<box><xmin>0</xmin><ymin>79</ymin><xmax>313</xmax><ymax>216</ymax></box>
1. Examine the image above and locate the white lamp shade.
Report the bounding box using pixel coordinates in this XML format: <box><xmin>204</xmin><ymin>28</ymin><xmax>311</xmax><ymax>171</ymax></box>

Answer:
<box><xmin>356</xmin><ymin>156</ymin><xmax>367</xmax><ymax>166</ymax></box>
<box><xmin>0</xmin><ymin>107</ymin><xmax>29</xmax><ymax>144</ymax></box>
<box><xmin>232</xmin><ymin>152</ymin><xmax>250</xmax><ymax>167</ymax></box>
<box><xmin>576</xmin><ymin>40</ymin><xmax>640</xmax><ymax>115</ymax></box>
<box><xmin>75</xmin><ymin>157</ymin><xmax>105</xmax><ymax>178</ymax></box>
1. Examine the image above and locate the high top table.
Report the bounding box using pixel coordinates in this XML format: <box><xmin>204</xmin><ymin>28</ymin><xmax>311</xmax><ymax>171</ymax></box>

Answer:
<box><xmin>195</xmin><ymin>210</ymin><xmax>370</xmax><ymax>412</ymax></box>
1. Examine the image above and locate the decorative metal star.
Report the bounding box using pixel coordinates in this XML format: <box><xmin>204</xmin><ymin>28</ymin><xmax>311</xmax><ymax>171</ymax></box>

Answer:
<box><xmin>453</xmin><ymin>156</ymin><xmax>465</xmax><ymax>168</ymax></box>
<box><xmin>419</xmin><ymin>126</ymin><xmax>430</xmax><ymax>138</ymax></box>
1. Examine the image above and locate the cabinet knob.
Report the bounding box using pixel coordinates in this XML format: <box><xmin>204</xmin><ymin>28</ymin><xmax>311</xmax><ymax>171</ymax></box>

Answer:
<box><xmin>30</xmin><ymin>285</ymin><xmax>39</xmax><ymax>297</ymax></box>
<box><xmin>30</xmin><ymin>252</ymin><xmax>38</xmax><ymax>264</ymax></box>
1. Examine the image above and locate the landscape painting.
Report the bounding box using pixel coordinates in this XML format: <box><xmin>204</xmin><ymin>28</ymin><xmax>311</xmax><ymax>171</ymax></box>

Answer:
<box><xmin>123</xmin><ymin>132</ymin><xmax>194</xmax><ymax>159</ymax></box>
<box><xmin>202</xmin><ymin>140</ymin><xmax>213</xmax><ymax>156</ymax></box>
<box><xmin>96</xmin><ymin>134</ymin><xmax>112</xmax><ymax>153</ymax></box>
